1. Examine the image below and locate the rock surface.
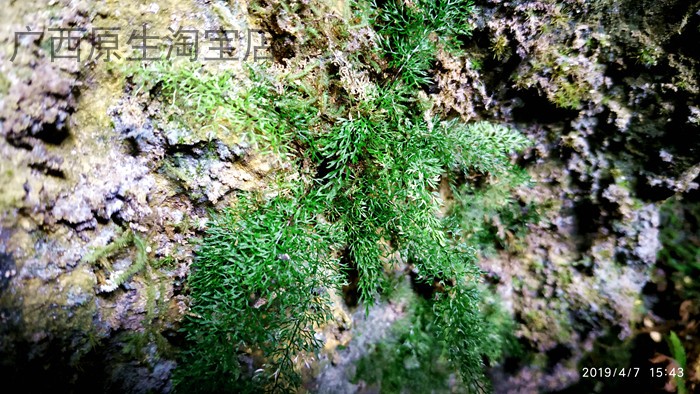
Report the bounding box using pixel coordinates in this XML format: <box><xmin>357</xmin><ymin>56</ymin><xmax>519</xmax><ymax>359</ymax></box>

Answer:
<box><xmin>0</xmin><ymin>0</ymin><xmax>698</xmax><ymax>392</ymax></box>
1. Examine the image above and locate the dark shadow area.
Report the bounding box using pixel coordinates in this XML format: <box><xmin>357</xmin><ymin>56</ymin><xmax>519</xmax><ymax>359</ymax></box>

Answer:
<box><xmin>340</xmin><ymin>248</ymin><xmax>360</xmax><ymax>308</ymax></box>
<box><xmin>508</xmin><ymin>88</ymin><xmax>580</xmax><ymax>124</ymax></box>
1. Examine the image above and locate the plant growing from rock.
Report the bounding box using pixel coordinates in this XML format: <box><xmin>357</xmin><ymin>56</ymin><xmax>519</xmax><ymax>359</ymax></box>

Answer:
<box><xmin>84</xmin><ymin>228</ymin><xmax>149</xmax><ymax>293</ymax></box>
<box><xmin>124</xmin><ymin>0</ymin><xmax>534</xmax><ymax>392</ymax></box>
<box><xmin>174</xmin><ymin>191</ymin><xmax>344</xmax><ymax>392</ymax></box>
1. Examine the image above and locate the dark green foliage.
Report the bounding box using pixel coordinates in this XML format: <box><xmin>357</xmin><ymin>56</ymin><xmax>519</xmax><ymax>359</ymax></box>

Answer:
<box><xmin>125</xmin><ymin>0</ymin><xmax>534</xmax><ymax>391</ymax></box>
<box><xmin>448</xmin><ymin>166</ymin><xmax>539</xmax><ymax>254</ymax></box>
<box><xmin>173</xmin><ymin>190</ymin><xmax>344</xmax><ymax>393</ymax></box>
<box><xmin>370</xmin><ymin>0</ymin><xmax>474</xmax><ymax>88</ymax></box>
<box><xmin>355</xmin><ymin>284</ymin><xmax>520</xmax><ymax>393</ymax></box>
<box><xmin>312</xmin><ymin>108</ymin><xmax>529</xmax><ymax>307</ymax></box>
<box><xmin>163</xmin><ymin>76</ymin><xmax>529</xmax><ymax>389</ymax></box>
<box><xmin>354</xmin><ymin>292</ymin><xmax>454</xmax><ymax>393</ymax></box>
<box><xmin>433</xmin><ymin>284</ymin><xmax>521</xmax><ymax>390</ymax></box>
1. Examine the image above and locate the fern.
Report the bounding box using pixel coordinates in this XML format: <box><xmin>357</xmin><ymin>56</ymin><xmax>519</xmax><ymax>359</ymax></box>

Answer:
<box><xmin>83</xmin><ymin>229</ymin><xmax>134</xmax><ymax>265</ymax></box>
<box><xmin>130</xmin><ymin>0</ymin><xmax>534</xmax><ymax>390</ymax></box>
<box><xmin>111</xmin><ymin>232</ymin><xmax>149</xmax><ymax>287</ymax></box>
<box><xmin>127</xmin><ymin>62</ymin><xmax>318</xmax><ymax>156</ymax></box>
<box><xmin>455</xmin><ymin>121</ymin><xmax>531</xmax><ymax>175</ymax></box>
<box><xmin>173</xmin><ymin>191</ymin><xmax>344</xmax><ymax>393</ymax></box>
<box><xmin>84</xmin><ymin>228</ymin><xmax>153</xmax><ymax>294</ymax></box>
<box><xmin>448</xmin><ymin>167</ymin><xmax>538</xmax><ymax>254</ymax></box>
<box><xmin>353</xmin><ymin>289</ymin><xmax>454</xmax><ymax>393</ymax></box>
<box><xmin>370</xmin><ymin>0</ymin><xmax>474</xmax><ymax>88</ymax></box>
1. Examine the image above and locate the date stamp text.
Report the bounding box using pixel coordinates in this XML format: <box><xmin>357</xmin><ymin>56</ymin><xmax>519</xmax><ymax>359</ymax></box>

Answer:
<box><xmin>581</xmin><ymin>367</ymin><xmax>685</xmax><ymax>379</ymax></box>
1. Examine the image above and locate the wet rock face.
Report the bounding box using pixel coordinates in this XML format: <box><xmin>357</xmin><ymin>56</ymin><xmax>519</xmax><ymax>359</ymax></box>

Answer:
<box><xmin>0</xmin><ymin>0</ymin><xmax>280</xmax><ymax>390</ymax></box>
<box><xmin>0</xmin><ymin>2</ymin><xmax>183</xmax><ymax>392</ymax></box>
<box><xmin>0</xmin><ymin>252</ymin><xmax>15</xmax><ymax>292</ymax></box>
<box><xmin>471</xmin><ymin>0</ymin><xmax>699</xmax><ymax>188</ymax></box>
<box><xmin>49</xmin><ymin>155</ymin><xmax>155</xmax><ymax>230</ymax></box>
<box><xmin>0</xmin><ymin>0</ymin><xmax>87</xmax><ymax>149</ymax></box>
<box><xmin>0</xmin><ymin>62</ymin><xmax>78</xmax><ymax>146</ymax></box>
<box><xmin>107</xmin><ymin>92</ymin><xmax>276</xmax><ymax>205</ymax></box>
<box><xmin>430</xmin><ymin>0</ymin><xmax>700</xmax><ymax>391</ymax></box>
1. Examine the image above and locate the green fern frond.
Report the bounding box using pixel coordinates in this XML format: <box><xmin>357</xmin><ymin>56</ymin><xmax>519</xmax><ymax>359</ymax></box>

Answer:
<box><xmin>153</xmin><ymin>0</ymin><xmax>533</xmax><ymax>391</ymax></box>
<box><xmin>109</xmin><ymin>232</ymin><xmax>149</xmax><ymax>289</ymax></box>
<box><xmin>83</xmin><ymin>229</ymin><xmax>134</xmax><ymax>264</ymax></box>
<box><xmin>173</xmin><ymin>191</ymin><xmax>344</xmax><ymax>393</ymax></box>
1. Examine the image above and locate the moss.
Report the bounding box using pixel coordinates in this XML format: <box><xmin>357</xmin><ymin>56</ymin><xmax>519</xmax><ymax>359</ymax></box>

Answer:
<box><xmin>0</xmin><ymin>160</ymin><xmax>28</xmax><ymax>210</ymax></box>
<box><xmin>159</xmin><ymin>160</ymin><xmax>195</xmax><ymax>191</ymax></box>
<box><xmin>491</xmin><ymin>34</ymin><xmax>511</xmax><ymax>61</ymax></box>
<box><xmin>558</xmin><ymin>269</ymin><xmax>573</xmax><ymax>286</ymax></box>
<box><xmin>0</xmin><ymin>263</ymin><xmax>101</xmax><ymax>370</ymax></box>
<box><xmin>523</xmin><ymin>307</ymin><xmax>573</xmax><ymax>344</ymax></box>
<box><xmin>513</xmin><ymin>42</ymin><xmax>596</xmax><ymax>110</ymax></box>
<box><xmin>636</xmin><ymin>46</ymin><xmax>661</xmax><ymax>68</ymax></box>
<box><xmin>174</xmin><ymin>192</ymin><xmax>344</xmax><ymax>393</ymax></box>
<box><xmin>22</xmin><ymin>267</ymin><xmax>96</xmax><ymax>332</ymax></box>
<box><xmin>83</xmin><ymin>229</ymin><xmax>134</xmax><ymax>265</ymax></box>
<box><xmin>85</xmin><ymin>229</ymin><xmax>151</xmax><ymax>293</ymax></box>
<box><xmin>135</xmin><ymin>0</ymin><xmax>536</xmax><ymax>391</ymax></box>
<box><xmin>552</xmin><ymin>80</ymin><xmax>585</xmax><ymax>109</ymax></box>
<box><xmin>84</xmin><ymin>228</ymin><xmax>174</xmax><ymax>362</ymax></box>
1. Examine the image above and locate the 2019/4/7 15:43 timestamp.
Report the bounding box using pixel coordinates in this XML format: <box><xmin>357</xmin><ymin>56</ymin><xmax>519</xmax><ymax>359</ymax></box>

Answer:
<box><xmin>582</xmin><ymin>368</ymin><xmax>685</xmax><ymax>378</ymax></box>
